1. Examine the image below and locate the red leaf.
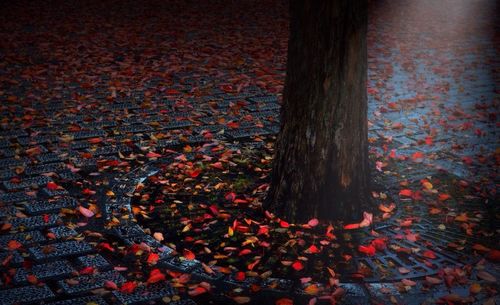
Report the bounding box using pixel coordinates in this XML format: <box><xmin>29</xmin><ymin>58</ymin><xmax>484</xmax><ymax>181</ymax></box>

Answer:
<box><xmin>146</xmin><ymin>152</ymin><xmax>162</xmax><ymax>158</ymax></box>
<box><xmin>183</xmin><ymin>249</ymin><xmax>195</xmax><ymax>260</ymax></box>
<box><xmin>225</xmin><ymin>192</ymin><xmax>236</xmax><ymax>202</ymax></box>
<box><xmin>189</xmin><ymin>168</ymin><xmax>201</xmax><ymax>178</ymax></box>
<box><xmin>79</xmin><ymin>266</ymin><xmax>94</xmax><ymax>275</ymax></box>
<box><xmin>487</xmin><ymin>249</ymin><xmax>500</xmax><ymax>262</ymax></box>
<box><xmin>188</xmin><ymin>286</ymin><xmax>207</xmax><ymax>297</ymax></box>
<box><xmin>422</xmin><ymin>250</ymin><xmax>436</xmax><ymax>259</ymax></box>
<box><xmin>276</xmin><ymin>298</ymin><xmax>294</xmax><ymax>305</ymax></box>
<box><xmin>210</xmin><ymin>162</ymin><xmax>224</xmax><ymax>169</ymax></box>
<box><xmin>234</xmin><ymin>271</ymin><xmax>246</xmax><ymax>281</ymax></box>
<box><xmin>358</xmin><ymin>245</ymin><xmax>376</xmax><ymax>256</ymax></box>
<box><xmin>120</xmin><ymin>281</ymin><xmax>137</xmax><ymax>294</ymax></box>
<box><xmin>147</xmin><ymin>253</ymin><xmax>159</xmax><ymax>264</ymax></box>
<box><xmin>82</xmin><ymin>188</ymin><xmax>96</xmax><ymax>195</ymax></box>
<box><xmin>238</xmin><ymin>249</ymin><xmax>252</xmax><ymax>256</ymax></box>
<box><xmin>307</xmin><ymin>218</ymin><xmax>319</xmax><ymax>227</ymax></box>
<box><xmin>291</xmin><ymin>260</ymin><xmax>304</xmax><ymax>271</ymax></box>
<box><xmin>370</xmin><ymin>238</ymin><xmax>386</xmax><ymax>251</ymax></box>
<box><xmin>78</xmin><ymin>206</ymin><xmax>94</xmax><ymax>218</ymax></box>
<box><xmin>104</xmin><ymin>280</ymin><xmax>118</xmax><ymax>290</ymax></box>
<box><xmin>147</xmin><ymin>269</ymin><xmax>166</xmax><ymax>284</ymax></box>
<box><xmin>46</xmin><ymin>181</ymin><xmax>59</xmax><ymax>190</ymax></box>
<box><xmin>305</xmin><ymin>244</ymin><xmax>320</xmax><ymax>254</ymax></box>
<box><xmin>279</xmin><ymin>220</ymin><xmax>290</xmax><ymax>228</ymax></box>
<box><xmin>344</xmin><ymin>223</ymin><xmax>360</xmax><ymax>230</ymax></box>
<box><xmin>247</xmin><ymin>259</ymin><xmax>260</xmax><ymax>271</ymax></box>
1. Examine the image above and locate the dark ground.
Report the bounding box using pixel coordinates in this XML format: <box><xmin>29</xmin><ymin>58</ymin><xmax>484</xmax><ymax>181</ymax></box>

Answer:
<box><xmin>0</xmin><ymin>0</ymin><xmax>498</xmax><ymax>304</ymax></box>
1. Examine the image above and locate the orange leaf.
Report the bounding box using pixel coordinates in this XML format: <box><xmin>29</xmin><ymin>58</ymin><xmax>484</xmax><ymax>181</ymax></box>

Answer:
<box><xmin>438</xmin><ymin>193</ymin><xmax>451</xmax><ymax>201</ymax></box>
<box><xmin>399</xmin><ymin>189</ymin><xmax>413</xmax><ymax>197</ymax></box>
<box><xmin>304</xmin><ymin>284</ymin><xmax>319</xmax><ymax>295</ymax></box>
<box><xmin>276</xmin><ymin>298</ymin><xmax>294</xmax><ymax>305</ymax></box>
<box><xmin>379</xmin><ymin>203</ymin><xmax>396</xmax><ymax>213</ymax></box>
<box><xmin>7</xmin><ymin>240</ymin><xmax>22</xmax><ymax>250</ymax></box>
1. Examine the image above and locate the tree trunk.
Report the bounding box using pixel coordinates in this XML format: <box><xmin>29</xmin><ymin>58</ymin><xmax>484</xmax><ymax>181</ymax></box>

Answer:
<box><xmin>264</xmin><ymin>0</ymin><xmax>369</xmax><ymax>223</ymax></box>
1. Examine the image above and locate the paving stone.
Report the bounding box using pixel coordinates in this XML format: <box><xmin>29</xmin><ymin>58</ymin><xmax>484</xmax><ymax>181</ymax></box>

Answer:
<box><xmin>158</xmin><ymin>256</ymin><xmax>201</xmax><ymax>273</ymax></box>
<box><xmin>153</xmin><ymin>139</ymin><xmax>181</xmax><ymax>148</ymax></box>
<box><xmin>3</xmin><ymin>176</ymin><xmax>52</xmax><ymax>190</ymax></box>
<box><xmin>46</xmin><ymin>295</ymin><xmax>108</xmax><ymax>305</ymax></box>
<box><xmin>71</xmin><ymin>158</ymin><xmax>97</xmax><ymax>170</ymax></box>
<box><xmin>17</xmin><ymin>135</ymin><xmax>58</xmax><ymax>146</ymax></box>
<box><xmin>191</xmin><ymin>267</ymin><xmax>225</xmax><ymax>283</ymax></box>
<box><xmin>25</xmin><ymin>197</ymin><xmax>78</xmax><ymax>215</ymax></box>
<box><xmin>0</xmin><ymin>169</ymin><xmax>16</xmax><ymax>180</ymax></box>
<box><xmin>24</xmin><ymin>162</ymin><xmax>66</xmax><ymax>176</ymax></box>
<box><xmin>0</xmin><ymin>284</ymin><xmax>54</xmax><ymax>305</ymax></box>
<box><xmin>112</xmin><ymin>282</ymin><xmax>175</xmax><ymax>305</ymax></box>
<box><xmin>108</xmin><ymin>102</ymin><xmax>140</xmax><ymax>111</ymax></box>
<box><xmin>0</xmin><ymin>251</ymin><xmax>24</xmax><ymax>267</ymax></box>
<box><xmin>48</xmin><ymin>226</ymin><xmax>78</xmax><ymax>239</ymax></box>
<box><xmin>10</xmin><ymin>214</ymin><xmax>60</xmax><ymax>230</ymax></box>
<box><xmin>0</xmin><ymin>139</ymin><xmax>12</xmax><ymax>148</ymax></box>
<box><xmin>90</xmin><ymin>144</ymin><xmax>132</xmax><ymax>156</ymax></box>
<box><xmin>160</xmin><ymin>120</ymin><xmax>193</xmax><ymax>130</ymax></box>
<box><xmin>58</xmin><ymin>170</ymin><xmax>82</xmax><ymax>181</ymax></box>
<box><xmin>192</xmin><ymin>125</ymin><xmax>226</xmax><ymax>133</ymax></box>
<box><xmin>0</xmin><ymin>206</ymin><xmax>16</xmax><ymax>218</ymax></box>
<box><xmin>261</xmin><ymin>278</ymin><xmax>294</xmax><ymax>293</ymax></box>
<box><xmin>29</xmin><ymin>241</ymin><xmax>94</xmax><ymax>262</ymax></box>
<box><xmin>247</xmin><ymin>95</ymin><xmax>279</xmax><ymax>104</ymax></box>
<box><xmin>0</xmin><ymin>157</ymin><xmax>29</xmax><ymax>168</ymax></box>
<box><xmin>36</xmin><ymin>152</ymin><xmax>67</xmax><ymax>163</ymax></box>
<box><xmin>0</xmin><ymin>230</ymin><xmax>46</xmax><ymax>248</ymax></box>
<box><xmin>169</xmin><ymin>300</ymin><xmax>198</xmax><ymax>305</ymax></box>
<box><xmin>40</xmin><ymin>186</ymin><xmax>70</xmax><ymax>197</ymax></box>
<box><xmin>225</xmin><ymin>128</ymin><xmax>272</xmax><ymax>140</ymax></box>
<box><xmin>0</xmin><ymin>147</ymin><xmax>16</xmax><ymax>158</ymax></box>
<box><xmin>70</xmin><ymin>130</ymin><xmax>106</xmax><ymax>140</ymax></box>
<box><xmin>69</xmin><ymin>140</ymin><xmax>92</xmax><ymax>150</ymax></box>
<box><xmin>251</xmin><ymin>110</ymin><xmax>279</xmax><ymax>120</ymax></box>
<box><xmin>75</xmin><ymin>254</ymin><xmax>112</xmax><ymax>271</ymax></box>
<box><xmin>0</xmin><ymin>192</ymin><xmax>35</xmax><ymax>204</ymax></box>
<box><xmin>81</xmin><ymin>121</ymin><xmax>117</xmax><ymax>129</ymax></box>
<box><xmin>115</xmin><ymin>124</ymin><xmax>153</xmax><ymax>134</ymax></box>
<box><xmin>0</xmin><ymin>129</ymin><xmax>28</xmax><ymax>139</ymax></box>
<box><xmin>111</xmin><ymin>223</ymin><xmax>145</xmax><ymax>238</ymax></box>
<box><xmin>224</xmin><ymin>272</ymin><xmax>260</xmax><ymax>289</ymax></box>
<box><xmin>58</xmin><ymin>270</ymin><xmax>126</xmax><ymax>295</ymax></box>
<box><xmin>13</xmin><ymin>260</ymin><xmax>74</xmax><ymax>284</ymax></box>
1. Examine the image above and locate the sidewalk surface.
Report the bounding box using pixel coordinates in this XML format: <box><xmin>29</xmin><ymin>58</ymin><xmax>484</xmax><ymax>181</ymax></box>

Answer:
<box><xmin>0</xmin><ymin>1</ymin><xmax>498</xmax><ymax>304</ymax></box>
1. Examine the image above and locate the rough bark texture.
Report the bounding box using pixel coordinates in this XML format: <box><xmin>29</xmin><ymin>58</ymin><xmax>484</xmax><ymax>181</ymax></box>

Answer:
<box><xmin>264</xmin><ymin>0</ymin><xmax>369</xmax><ymax>223</ymax></box>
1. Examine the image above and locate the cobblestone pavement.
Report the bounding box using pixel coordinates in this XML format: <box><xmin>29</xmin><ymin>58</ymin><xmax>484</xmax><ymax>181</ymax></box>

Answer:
<box><xmin>0</xmin><ymin>0</ymin><xmax>498</xmax><ymax>304</ymax></box>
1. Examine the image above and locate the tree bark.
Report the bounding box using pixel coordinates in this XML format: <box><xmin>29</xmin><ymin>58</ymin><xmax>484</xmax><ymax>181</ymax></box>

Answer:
<box><xmin>264</xmin><ymin>0</ymin><xmax>369</xmax><ymax>223</ymax></box>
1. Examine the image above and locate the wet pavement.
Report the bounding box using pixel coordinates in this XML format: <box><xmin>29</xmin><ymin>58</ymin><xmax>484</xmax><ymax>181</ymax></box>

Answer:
<box><xmin>0</xmin><ymin>0</ymin><xmax>498</xmax><ymax>304</ymax></box>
